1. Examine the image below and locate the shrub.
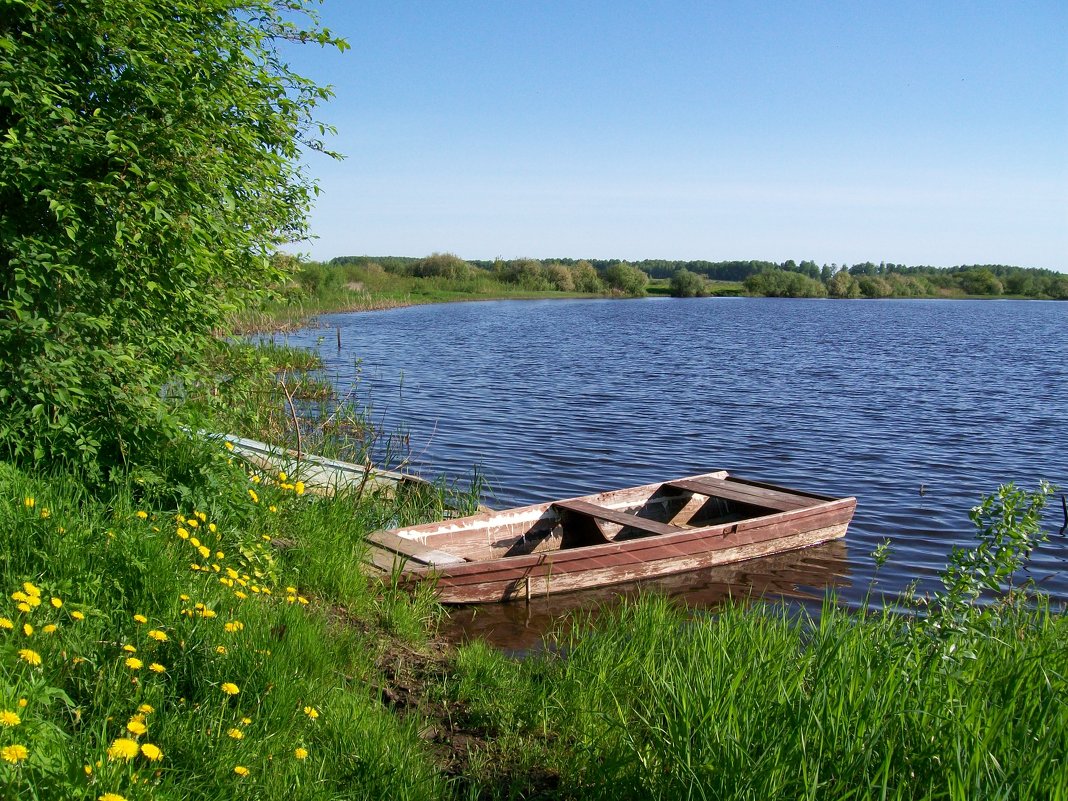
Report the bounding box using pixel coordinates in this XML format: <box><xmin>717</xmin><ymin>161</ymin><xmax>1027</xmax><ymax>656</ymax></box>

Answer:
<box><xmin>0</xmin><ymin>0</ymin><xmax>345</xmax><ymax>473</ymax></box>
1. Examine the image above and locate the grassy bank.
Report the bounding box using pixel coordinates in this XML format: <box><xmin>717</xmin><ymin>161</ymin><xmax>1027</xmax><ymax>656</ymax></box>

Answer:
<box><xmin>230</xmin><ymin>263</ymin><xmax>600</xmax><ymax>334</ymax></box>
<box><xmin>3</xmin><ymin>340</ymin><xmax>1066</xmax><ymax>800</ymax></box>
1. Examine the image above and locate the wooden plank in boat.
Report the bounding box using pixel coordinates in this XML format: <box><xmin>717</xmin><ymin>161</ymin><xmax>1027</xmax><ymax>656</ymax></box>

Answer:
<box><xmin>552</xmin><ymin>499</ymin><xmax>683</xmax><ymax>536</ymax></box>
<box><xmin>362</xmin><ymin>545</ymin><xmax>407</xmax><ymax>573</ymax></box>
<box><xmin>667</xmin><ymin>477</ymin><xmax>815</xmax><ymax>512</ymax></box>
<box><xmin>366</xmin><ymin>530</ymin><xmax>468</xmax><ymax>566</ymax></box>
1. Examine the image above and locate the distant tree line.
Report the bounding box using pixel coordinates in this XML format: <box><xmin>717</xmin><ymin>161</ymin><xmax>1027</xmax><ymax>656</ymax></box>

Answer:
<box><xmin>328</xmin><ymin>255</ymin><xmax>1067</xmax><ymax>300</ymax></box>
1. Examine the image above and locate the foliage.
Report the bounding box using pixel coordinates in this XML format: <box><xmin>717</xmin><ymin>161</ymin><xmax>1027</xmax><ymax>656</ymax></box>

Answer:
<box><xmin>827</xmin><ymin>269</ymin><xmax>861</xmax><ymax>298</ymax></box>
<box><xmin>411</xmin><ymin>253</ymin><xmax>476</xmax><ymax>281</ymax></box>
<box><xmin>668</xmin><ymin>269</ymin><xmax>705</xmax><ymax>298</ymax></box>
<box><xmin>744</xmin><ymin>269</ymin><xmax>827</xmax><ymax>298</ymax></box>
<box><xmin>603</xmin><ymin>262</ymin><xmax>649</xmax><ymax>296</ymax></box>
<box><xmin>0</xmin><ymin>0</ymin><xmax>346</xmax><ymax>473</ymax></box>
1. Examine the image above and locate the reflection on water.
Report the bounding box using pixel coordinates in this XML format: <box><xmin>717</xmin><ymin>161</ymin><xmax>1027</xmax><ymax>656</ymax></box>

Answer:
<box><xmin>278</xmin><ymin>297</ymin><xmax>1068</xmax><ymax>648</ymax></box>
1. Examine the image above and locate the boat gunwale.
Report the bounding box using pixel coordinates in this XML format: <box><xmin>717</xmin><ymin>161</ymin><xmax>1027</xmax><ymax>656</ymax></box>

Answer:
<box><xmin>370</xmin><ymin>471</ymin><xmax>856</xmax><ymax>576</ymax></box>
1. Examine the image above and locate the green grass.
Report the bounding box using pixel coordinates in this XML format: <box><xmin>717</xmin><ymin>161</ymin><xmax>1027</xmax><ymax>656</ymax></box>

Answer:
<box><xmin>443</xmin><ymin>594</ymin><xmax>1068</xmax><ymax>800</ymax></box>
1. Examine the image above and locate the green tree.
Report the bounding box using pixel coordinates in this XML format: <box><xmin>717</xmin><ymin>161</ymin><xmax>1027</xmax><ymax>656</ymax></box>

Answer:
<box><xmin>411</xmin><ymin>252</ymin><xmax>475</xmax><ymax>280</ymax></box>
<box><xmin>0</xmin><ymin>0</ymin><xmax>346</xmax><ymax>471</ymax></box>
<box><xmin>669</xmin><ymin>268</ymin><xmax>704</xmax><ymax>298</ymax></box>
<box><xmin>604</xmin><ymin>262</ymin><xmax>649</xmax><ymax>296</ymax></box>
<box><xmin>827</xmin><ymin>270</ymin><xmax>861</xmax><ymax>299</ymax></box>
<box><xmin>958</xmin><ymin>268</ymin><xmax>1004</xmax><ymax>296</ymax></box>
<box><xmin>570</xmin><ymin>260</ymin><xmax>604</xmax><ymax>293</ymax></box>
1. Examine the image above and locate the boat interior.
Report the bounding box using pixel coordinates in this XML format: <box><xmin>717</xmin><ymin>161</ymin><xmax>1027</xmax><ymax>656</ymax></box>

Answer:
<box><xmin>372</xmin><ymin>473</ymin><xmax>831</xmax><ymax>565</ymax></box>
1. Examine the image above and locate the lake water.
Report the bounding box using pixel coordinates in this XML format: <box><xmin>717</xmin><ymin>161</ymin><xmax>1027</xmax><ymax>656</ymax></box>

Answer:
<box><xmin>277</xmin><ymin>298</ymin><xmax>1067</xmax><ymax>649</ymax></box>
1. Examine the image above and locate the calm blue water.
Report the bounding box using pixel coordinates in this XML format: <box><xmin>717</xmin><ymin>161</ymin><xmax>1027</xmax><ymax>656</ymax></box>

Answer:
<box><xmin>275</xmin><ymin>298</ymin><xmax>1067</xmax><ymax>641</ymax></box>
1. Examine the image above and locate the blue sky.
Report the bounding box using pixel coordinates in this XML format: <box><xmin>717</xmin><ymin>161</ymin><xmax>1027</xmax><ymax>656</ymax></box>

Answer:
<box><xmin>284</xmin><ymin>1</ymin><xmax>1067</xmax><ymax>270</ymax></box>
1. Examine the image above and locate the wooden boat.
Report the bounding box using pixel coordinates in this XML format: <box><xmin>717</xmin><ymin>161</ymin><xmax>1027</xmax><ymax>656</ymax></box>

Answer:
<box><xmin>217</xmin><ymin>433</ymin><xmax>430</xmax><ymax>497</ymax></box>
<box><xmin>363</xmin><ymin>471</ymin><xmax>856</xmax><ymax>604</ymax></box>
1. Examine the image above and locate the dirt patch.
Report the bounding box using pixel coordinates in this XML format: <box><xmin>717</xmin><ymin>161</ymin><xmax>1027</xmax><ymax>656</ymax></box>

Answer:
<box><xmin>370</xmin><ymin>635</ymin><xmax>562</xmax><ymax>797</ymax></box>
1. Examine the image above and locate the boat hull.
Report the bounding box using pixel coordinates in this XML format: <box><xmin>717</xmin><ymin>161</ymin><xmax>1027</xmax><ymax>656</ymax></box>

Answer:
<box><xmin>366</xmin><ymin>475</ymin><xmax>856</xmax><ymax>604</ymax></box>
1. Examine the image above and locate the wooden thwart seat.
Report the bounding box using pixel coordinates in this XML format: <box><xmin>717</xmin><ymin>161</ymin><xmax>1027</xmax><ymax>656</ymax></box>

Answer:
<box><xmin>552</xmin><ymin>499</ymin><xmax>683</xmax><ymax>537</ymax></box>
<box><xmin>666</xmin><ymin>477</ymin><xmax>816</xmax><ymax>512</ymax></box>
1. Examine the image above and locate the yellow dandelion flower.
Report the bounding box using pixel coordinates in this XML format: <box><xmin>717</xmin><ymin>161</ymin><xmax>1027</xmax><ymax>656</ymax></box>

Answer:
<box><xmin>136</xmin><ymin>510</ymin><xmax>148</xmax><ymax>520</ymax></box>
<box><xmin>147</xmin><ymin>629</ymin><xmax>168</xmax><ymax>642</ymax></box>
<box><xmin>125</xmin><ymin>657</ymin><xmax>143</xmax><ymax>670</ymax></box>
<box><xmin>149</xmin><ymin>663</ymin><xmax>165</xmax><ymax>673</ymax></box>
<box><xmin>190</xmin><ymin>536</ymin><xmax>201</xmax><ymax>548</ymax></box>
<box><xmin>215</xmin><ymin>645</ymin><xmax>227</xmax><ymax>654</ymax></box>
<box><xmin>303</xmin><ymin>706</ymin><xmax>319</xmax><ymax>719</ymax></box>
<box><xmin>224</xmin><ymin>441</ymin><xmax>234</xmax><ymax>451</ymax></box>
<box><xmin>269</xmin><ymin>505</ymin><xmax>277</xmax><ymax>513</ymax></box>
<box><xmin>278</xmin><ymin>470</ymin><xmax>287</xmax><ymax>481</ymax></box>
<box><xmin>223</xmin><ymin>621</ymin><xmax>244</xmax><ymax>633</ymax></box>
<box><xmin>0</xmin><ymin>617</ymin><xmax>12</xmax><ymax>629</ymax></box>
<box><xmin>298</xmin><ymin>596</ymin><xmax>309</xmax><ymax>605</ymax></box>
<box><xmin>227</xmin><ymin>728</ymin><xmax>244</xmax><ymax>740</ymax></box>
<box><xmin>187</xmin><ymin>518</ymin><xmax>199</xmax><ymax>528</ymax></box>
<box><xmin>123</xmin><ymin>644</ymin><xmax>137</xmax><ymax>653</ymax></box>
<box><xmin>1</xmin><ymin>744</ymin><xmax>28</xmax><ymax>764</ymax></box>
<box><xmin>24</xmin><ymin>582</ymin><xmax>42</xmax><ymax>597</ymax></box>
<box><xmin>23</xmin><ymin>497</ymin><xmax>35</xmax><ymax>509</ymax></box>
<box><xmin>197</xmin><ymin>546</ymin><xmax>210</xmax><ymax>559</ymax></box>
<box><xmin>196</xmin><ymin>510</ymin><xmax>206</xmax><ymax>522</ymax></box>
<box><xmin>216</xmin><ymin>551</ymin><xmax>225</xmax><ymax>560</ymax></box>
<box><xmin>286</xmin><ymin>596</ymin><xmax>297</xmax><ymax>604</ymax></box>
<box><xmin>17</xmin><ymin>699</ymin><xmax>27</xmax><ymax>708</ymax></box>
<box><xmin>294</xmin><ymin>747</ymin><xmax>308</xmax><ymax>760</ymax></box>
<box><xmin>177</xmin><ymin>527</ymin><xmax>189</xmax><ymax>540</ymax></box>
<box><xmin>107</xmin><ymin>738</ymin><xmax>139</xmax><ymax>761</ymax></box>
<box><xmin>190</xmin><ymin>564</ymin><xmax>201</xmax><ymax>572</ymax></box>
<box><xmin>200</xmin><ymin>609</ymin><xmax>217</xmax><ymax>619</ymax></box>
<box><xmin>179</xmin><ymin>594</ymin><xmax>190</xmax><ymax>601</ymax></box>
<box><xmin>99</xmin><ymin>793</ymin><xmax>128</xmax><ymax>801</ymax></box>
<box><xmin>18</xmin><ymin>648</ymin><xmax>41</xmax><ymax>666</ymax></box>
<box><xmin>39</xmin><ymin>508</ymin><xmax>50</xmax><ymax>519</ymax></box>
<box><xmin>140</xmin><ymin>743</ymin><xmax>163</xmax><ymax>761</ymax></box>
<box><xmin>16</xmin><ymin>602</ymin><xmax>31</xmax><ymax>613</ymax></box>
<box><xmin>0</xmin><ymin>711</ymin><xmax>21</xmax><ymax>727</ymax></box>
<box><xmin>84</xmin><ymin>764</ymin><xmax>92</xmax><ymax>776</ymax></box>
<box><xmin>50</xmin><ymin>597</ymin><xmax>62</xmax><ymax>608</ymax></box>
<box><xmin>234</xmin><ymin>591</ymin><xmax>248</xmax><ymax>600</ymax></box>
<box><xmin>251</xmin><ymin>474</ymin><xmax>261</xmax><ymax>484</ymax></box>
<box><xmin>126</xmin><ymin>719</ymin><xmax>147</xmax><ymax>736</ymax></box>
<box><xmin>295</xmin><ymin>481</ymin><xmax>305</xmax><ymax>495</ymax></box>
<box><xmin>22</xmin><ymin>623</ymin><xmax>32</xmax><ymax>636</ymax></box>
<box><xmin>71</xmin><ymin>610</ymin><xmax>85</xmax><ymax>621</ymax></box>
<box><xmin>248</xmin><ymin>489</ymin><xmax>259</xmax><ymax>503</ymax></box>
<box><xmin>241</xmin><ymin>717</ymin><xmax>252</xmax><ymax>725</ymax></box>
<box><xmin>42</xmin><ymin>624</ymin><xmax>57</xmax><ymax>634</ymax></box>
<box><xmin>221</xmin><ymin>682</ymin><xmax>240</xmax><ymax>696</ymax></box>
<box><xmin>133</xmin><ymin>614</ymin><xmax>147</xmax><ymax>624</ymax></box>
<box><xmin>138</xmin><ymin>704</ymin><xmax>154</xmax><ymax>714</ymax></box>
<box><xmin>209</xmin><ymin>522</ymin><xmax>217</xmax><ymax>533</ymax></box>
